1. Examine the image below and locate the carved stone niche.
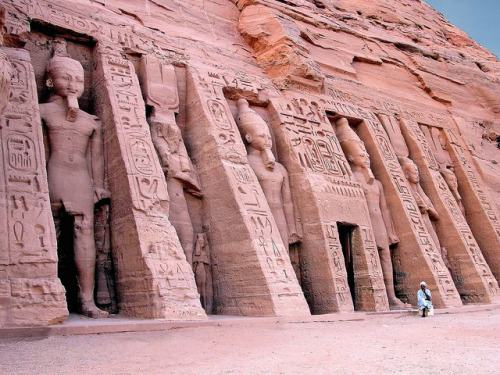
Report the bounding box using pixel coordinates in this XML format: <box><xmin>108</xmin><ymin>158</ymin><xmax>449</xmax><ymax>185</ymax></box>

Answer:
<box><xmin>321</xmin><ymin>98</ymin><xmax>462</xmax><ymax>308</ymax></box>
<box><xmin>12</xmin><ymin>27</ymin><xmax>204</xmax><ymax>321</ymax></box>
<box><xmin>22</xmin><ymin>33</ymin><xmax>117</xmax><ymax>317</ymax></box>
<box><xmin>183</xmin><ymin>67</ymin><xmax>309</xmax><ymax>317</ymax></box>
<box><xmin>1</xmin><ymin>20</ymin><xmax>68</xmax><ymax>326</ymax></box>
<box><xmin>267</xmin><ymin>94</ymin><xmax>389</xmax><ymax>313</ymax></box>
<box><xmin>401</xmin><ymin>118</ymin><xmax>500</xmax><ymax>297</ymax></box>
<box><xmin>137</xmin><ymin>56</ymin><xmax>210</xmax><ymax>313</ymax></box>
<box><xmin>401</xmin><ymin>120</ymin><xmax>499</xmax><ymax>303</ymax></box>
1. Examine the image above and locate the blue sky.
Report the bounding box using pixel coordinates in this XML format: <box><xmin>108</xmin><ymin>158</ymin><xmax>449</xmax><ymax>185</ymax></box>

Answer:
<box><xmin>424</xmin><ymin>0</ymin><xmax>500</xmax><ymax>59</ymax></box>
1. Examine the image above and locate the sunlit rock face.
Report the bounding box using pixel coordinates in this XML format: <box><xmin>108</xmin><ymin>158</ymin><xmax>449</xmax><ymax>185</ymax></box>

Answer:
<box><xmin>1</xmin><ymin>0</ymin><xmax>499</xmax><ymax>327</ymax></box>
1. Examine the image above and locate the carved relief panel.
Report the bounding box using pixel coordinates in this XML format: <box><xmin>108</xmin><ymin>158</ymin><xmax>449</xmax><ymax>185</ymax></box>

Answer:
<box><xmin>92</xmin><ymin>46</ymin><xmax>204</xmax><ymax>319</ymax></box>
<box><xmin>399</xmin><ymin>118</ymin><xmax>499</xmax><ymax>302</ymax></box>
<box><xmin>184</xmin><ymin>67</ymin><xmax>309</xmax><ymax>316</ymax></box>
<box><xmin>0</xmin><ymin>47</ymin><xmax>68</xmax><ymax>326</ymax></box>
<box><xmin>320</xmin><ymin>96</ymin><xmax>462</xmax><ymax>308</ymax></box>
<box><xmin>269</xmin><ymin>94</ymin><xmax>388</xmax><ymax>312</ymax></box>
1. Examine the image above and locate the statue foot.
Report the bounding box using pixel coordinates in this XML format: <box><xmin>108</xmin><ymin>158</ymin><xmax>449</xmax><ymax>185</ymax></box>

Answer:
<box><xmin>81</xmin><ymin>301</ymin><xmax>109</xmax><ymax>319</ymax></box>
<box><xmin>388</xmin><ymin>297</ymin><xmax>410</xmax><ymax>310</ymax></box>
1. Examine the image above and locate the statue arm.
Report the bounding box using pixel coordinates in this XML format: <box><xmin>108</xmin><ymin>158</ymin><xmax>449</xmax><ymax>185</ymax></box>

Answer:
<box><xmin>281</xmin><ymin>166</ymin><xmax>300</xmax><ymax>244</ymax></box>
<box><xmin>91</xmin><ymin>118</ymin><xmax>109</xmax><ymax>202</ymax></box>
<box><xmin>378</xmin><ymin>180</ymin><xmax>399</xmax><ymax>245</ymax></box>
<box><xmin>418</xmin><ymin>184</ymin><xmax>439</xmax><ymax>220</ymax></box>
<box><xmin>150</xmin><ymin>120</ymin><xmax>172</xmax><ymax>172</ymax></box>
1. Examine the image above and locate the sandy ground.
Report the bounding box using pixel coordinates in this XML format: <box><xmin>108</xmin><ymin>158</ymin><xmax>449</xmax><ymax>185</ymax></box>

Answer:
<box><xmin>1</xmin><ymin>308</ymin><xmax>499</xmax><ymax>375</ymax></box>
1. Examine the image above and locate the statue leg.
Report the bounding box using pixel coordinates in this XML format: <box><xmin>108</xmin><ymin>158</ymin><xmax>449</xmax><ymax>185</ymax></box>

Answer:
<box><xmin>167</xmin><ymin>178</ymin><xmax>195</xmax><ymax>266</ymax></box>
<box><xmin>205</xmin><ymin>265</ymin><xmax>213</xmax><ymax>314</ymax></box>
<box><xmin>73</xmin><ymin>213</ymin><xmax>108</xmax><ymax>318</ymax></box>
<box><xmin>379</xmin><ymin>247</ymin><xmax>406</xmax><ymax>309</ymax></box>
<box><xmin>195</xmin><ymin>263</ymin><xmax>207</xmax><ymax>309</ymax></box>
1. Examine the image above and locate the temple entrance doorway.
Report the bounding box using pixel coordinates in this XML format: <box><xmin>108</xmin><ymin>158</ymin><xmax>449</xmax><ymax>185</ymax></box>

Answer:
<box><xmin>338</xmin><ymin>222</ymin><xmax>356</xmax><ymax>307</ymax></box>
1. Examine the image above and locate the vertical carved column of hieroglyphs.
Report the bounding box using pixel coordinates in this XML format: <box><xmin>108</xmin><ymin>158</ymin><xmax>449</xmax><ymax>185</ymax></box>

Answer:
<box><xmin>184</xmin><ymin>67</ymin><xmax>309</xmax><ymax>316</ymax></box>
<box><xmin>358</xmin><ymin>114</ymin><xmax>462</xmax><ymax>307</ymax></box>
<box><xmin>92</xmin><ymin>45</ymin><xmax>205</xmax><ymax>319</ymax></box>
<box><xmin>399</xmin><ymin>118</ymin><xmax>499</xmax><ymax>303</ymax></box>
<box><xmin>268</xmin><ymin>95</ymin><xmax>388</xmax><ymax>313</ymax></box>
<box><xmin>0</xmin><ymin>48</ymin><xmax>68</xmax><ymax>327</ymax></box>
<box><xmin>442</xmin><ymin>124</ymin><xmax>500</xmax><ymax>285</ymax></box>
<box><xmin>323</xmin><ymin>100</ymin><xmax>461</xmax><ymax>307</ymax></box>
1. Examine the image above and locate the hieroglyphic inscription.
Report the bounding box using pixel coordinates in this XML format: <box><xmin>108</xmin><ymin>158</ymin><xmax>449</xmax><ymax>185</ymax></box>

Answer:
<box><xmin>97</xmin><ymin>50</ymin><xmax>168</xmax><ymax>216</ymax></box>
<box><xmin>277</xmin><ymin>98</ymin><xmax>351</xmax><ymax>178</ymax></box>
<box><xmin>360</xmin><ymin>117</ymin><xmax>458</xmax><ymax>300</ymax></box>
<box><xmin>194</xmin><ymin>70</ymin><xmax>248</xmax><ymax>165</ymax></box>
<box><xmin>94</xmin><ymin>48</ymin><xmax>204</xmax><ymax>318</ymax></box>
<box><xmin>230</xmin><ymin>164</ymin><xmax>291</xmax><ymax>285</ymax></box>
<box><xmin>390</xmin><ymin>161</ymin><xmax>456</xmax><ymax>296</ymax></box>
<box><xmin>445</xmin><ymin>128</ymin><xmax>500</xmax><ymax>239</ymax></box>
<box><xmin>324</xmin><ymin>222</ymin><xmax>351</xmax><ymax>304</ymax></box>
<box><xmin>145</xmin><ymin>242</ymin><xmax>196</xmax><ymax>292</ymax></box>
<box><xmin>405</xmin><ymin>120</ymin><xmax>497</xmax><ymax>291</ymax></box>
<box><xmin>1</xmin><ymin>49</ymin><xmax>57</xmax><ymax>266</ymax></box>
<box><xmin>271</xmin><ymin>97</ymin><xmax>368</xmax><ymax>199</ymax></box>
<box><xmin>402</xmin><ymin>120</ymin><xmax>440</xmax><ymax>171</ymax></box>
<box><xmin>192</xmin><ymin>68</ymin><xmax>303</xmax><ymax>300</ymax></box>
<box><xmin>325</xmin><ymin>85</ymin><xmax>449</xmax><ymax>126</ymax></box>
<box><xmin>4</xmin><ymin>0</ymin><xmax>186</xmax><ymax>61</ymax></box>
<box><xmin>359</xmin><ymin>225</ymin><xmax>388</xmax><ymax>308</ymax></box>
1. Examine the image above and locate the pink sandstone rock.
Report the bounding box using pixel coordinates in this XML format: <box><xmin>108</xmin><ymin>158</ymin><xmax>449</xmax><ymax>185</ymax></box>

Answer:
<box><xmin>0</xmin><ymin>0</ymin><xmax>499</xmax><ymax>326</ymax></box>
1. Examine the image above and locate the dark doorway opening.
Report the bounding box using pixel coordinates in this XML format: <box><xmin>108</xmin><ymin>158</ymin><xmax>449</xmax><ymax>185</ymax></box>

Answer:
<box><xmin>338</xmin><ymin>223</ymin><xmax>356</xmax><ymax>305</ymax></box>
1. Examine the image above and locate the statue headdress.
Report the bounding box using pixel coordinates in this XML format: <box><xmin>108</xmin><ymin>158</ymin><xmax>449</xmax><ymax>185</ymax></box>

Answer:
<box><xmin>335</xmin><ymin>117</ymin><xmax>365</xmax><ymax>155</ymax></box>
<box><xmin>46</xmin><ymin>38</ymin><xmax>83</xmax><ymax>76</ymax></box>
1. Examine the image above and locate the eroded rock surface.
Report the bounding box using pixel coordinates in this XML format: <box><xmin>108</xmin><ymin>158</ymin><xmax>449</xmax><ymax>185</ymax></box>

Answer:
<box><xmin>1</xmin><ymin>0</ymin><xmax>499</xmax><ymax>326</ymax></box>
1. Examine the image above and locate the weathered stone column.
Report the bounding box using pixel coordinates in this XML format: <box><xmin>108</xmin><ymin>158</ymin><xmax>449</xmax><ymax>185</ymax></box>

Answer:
<box><xmin>268</xmin><ymin>95</ymin><xmax>388</xmax><ymax>313</ymax></box>
<box><xmin>0</xmin><ymin>48</ymin><xmax>68</xmax><ymax>326</ymax></box>
<box><xmin>184</xmin><ymin>67</ymin><xmax>309</xmax><ymax>316</ymax></box>
<box><xmin>400</xmin><ymin>118</ymin><xmax>500</xmax><ymax>303</ymax></box>
<box><xmin>92</xmin><ymin>46</ymin><xmax>205</xmax><ymax>319</ymax></box>
<box><xmin>323</xmin><ymin>100</ymin><xmax>462</xmax><ymax>308</ymax></box>
<box><xmin>443</xmin><ymin>126</ymin><xmax>500</xmax><ymax>284</ymax></box>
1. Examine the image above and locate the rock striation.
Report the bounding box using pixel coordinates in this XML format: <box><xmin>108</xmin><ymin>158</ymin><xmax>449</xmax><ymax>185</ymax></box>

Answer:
<box><xmin>0</xmin><ymin>0</ymin><xmax>499</xmax><ymax>326</ymax></box>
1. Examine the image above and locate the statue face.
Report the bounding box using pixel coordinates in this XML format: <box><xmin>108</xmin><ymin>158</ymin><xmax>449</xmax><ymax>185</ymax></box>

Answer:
<box><xmin>404</xmin><ymin>163</ymin><xmax>419</xmax><ymax>184</ymax></box>
<box><xmin>246</xmin><ymin>125</ymin><xmax>272</xmax><ymax>151</ymax></box>
<box><xmin>443</xmin><ymin>171</ymin><xmax>458</xmax><ymax>190</ymax></box>
<box><xmin>47</xmin><ymin>66</ymin><xmax>85</xmax><ymax>99</ymax></box>
<box><xmin>349</xmin><ymin>148</ymin><xmax>371</xmax><ymax>169</ymax></box>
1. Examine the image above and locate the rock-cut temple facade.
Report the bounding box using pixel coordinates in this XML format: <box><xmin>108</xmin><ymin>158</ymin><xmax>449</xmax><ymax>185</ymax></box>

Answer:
<box><xmin>1</xmin><ymin>0</ymin><xmax>500</xmax><ymax>326</ymax></box>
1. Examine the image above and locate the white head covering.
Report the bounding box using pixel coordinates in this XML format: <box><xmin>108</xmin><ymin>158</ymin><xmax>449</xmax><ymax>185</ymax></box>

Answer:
<box><xmin>420</xmin><ymin>281</ymin><xmax>427</xmax><ymax>287</ymax></box>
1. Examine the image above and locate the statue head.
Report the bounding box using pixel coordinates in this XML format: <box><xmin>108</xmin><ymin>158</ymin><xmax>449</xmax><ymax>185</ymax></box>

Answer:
<box><xmin>440</xmin><ymin>168</ymin><xmax>458</xmax><ymax>190</ymax></box>
<box><xmin>45</xmin><ymin>39</ymin><xmax>85</xmax><ymax>100</ymax></box>
<box><xmin>236</xmin><ymin>98</ymin><xmax>275</xmax><ymax>170</ymax></box>
<box><xmin>343</xmin><ymin>140</ymin><xmax>371</xmax><ymax>168</ymax></box>
<box><xmin>237</xmin><ymin>99</ymin><xmax>272</xmax><ymax>150</ymax></box>
<box><xmin>399</xmin><ymin>157</ymin><xmax>420</xmax><ymax>184</ymax></box>
<box><xmin>45</xmin><ymin>39</ymin><xmax>84</xmax><ymax>121</ymax></box>
<box><xmin>336</xmin><ymin>117</ymin><xmax>370</xmax><ymax>169</ymax></box>
<box><xmin>196</xmin><ymin>233</ymin><xmax>206</xmax><ymax>247</ymax></box>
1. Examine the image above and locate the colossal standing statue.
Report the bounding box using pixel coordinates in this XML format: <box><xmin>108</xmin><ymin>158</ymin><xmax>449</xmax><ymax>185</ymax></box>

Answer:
<box><xmin>236</xmin><ymin>99</ymin><xmax>300</xmax><ymax>249</ymax></box>
<box><xmin>193</xmin><ymin>233</ymin><xmax>213</xmax><ymax>313</ymax></box>
<box><xmin>40</xmin><ymin>38</ymin><xmax>109</xmax><ymax>318</ymax></box>
<box><xmin>141</xmin><ymin>56</ymin><xmax>202</xmax><ymax>267</ymax></box>
<box><xmin>399</xmin><ymin>157</ymin><xmax>444</xmax><ymax>256</ymax></box>
<box><xmin>440</xmin><ymin>167</ymin><xmax>466</xmax><ymax>216</ymax></box>
<box><xmin>336</xmin><ymin>117</ymin><xmax>406</xmax><ymax>309</ymax></box>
